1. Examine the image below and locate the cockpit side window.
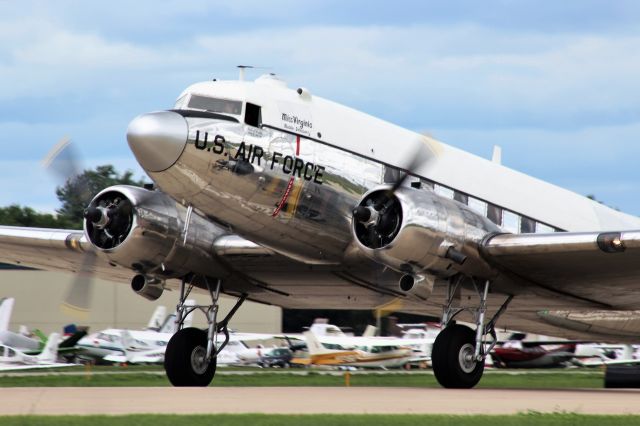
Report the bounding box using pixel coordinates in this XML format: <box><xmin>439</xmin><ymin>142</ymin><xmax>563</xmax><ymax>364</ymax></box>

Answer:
<box><xmin>188</xmin><ymin>95</ymin><xmax>242</xmax><ymax>115</ymax></box>
<box><xmin>174</xmin><ymin>94</ymin><xmax>189</xmax><ymax>109</ymax></box>
<box><xmin>245</xmin><ymin>103</ymin><xmax>262</xmax><ymax>127</ymax></box>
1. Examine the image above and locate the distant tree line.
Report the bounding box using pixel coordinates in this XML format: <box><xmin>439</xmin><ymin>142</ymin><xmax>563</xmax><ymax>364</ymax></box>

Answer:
<box><xmin>0</xmin><ymin>165</ymin><xmax>145</xmax><ymax>229</ymax></box>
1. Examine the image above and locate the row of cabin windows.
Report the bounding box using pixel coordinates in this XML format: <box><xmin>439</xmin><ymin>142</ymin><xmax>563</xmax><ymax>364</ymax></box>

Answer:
<box><xmin>417</xmin><ymin>179</ymin><xmax>559</xmax><ymax>234</ymax></box>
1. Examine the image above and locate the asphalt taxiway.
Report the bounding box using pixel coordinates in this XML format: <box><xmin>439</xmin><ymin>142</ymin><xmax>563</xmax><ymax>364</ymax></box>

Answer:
<box><xmin>1</xmin><ymin>387</ymin><xmax>638</xmax><ymax>415</ymax></box>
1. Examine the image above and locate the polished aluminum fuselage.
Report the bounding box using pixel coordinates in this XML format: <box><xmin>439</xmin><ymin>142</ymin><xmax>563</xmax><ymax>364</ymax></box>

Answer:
<box><xmin>147</xmin><ymin>116</ymin><xmax>498</xmax><ymax>278</ymax></box>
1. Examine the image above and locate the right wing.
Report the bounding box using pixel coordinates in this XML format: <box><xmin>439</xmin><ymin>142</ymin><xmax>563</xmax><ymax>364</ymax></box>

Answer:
<box><xmin>0</xmin><ymin>226</ymin><xmax>134</xmax><ymax>283</ymax></box>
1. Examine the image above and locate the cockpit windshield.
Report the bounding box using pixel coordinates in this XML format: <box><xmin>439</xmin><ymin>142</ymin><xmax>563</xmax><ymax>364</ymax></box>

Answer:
<box><xmin>187</xmin><ymin>94</ymin><xmax>242</xmax><ymax>115</ymax></box>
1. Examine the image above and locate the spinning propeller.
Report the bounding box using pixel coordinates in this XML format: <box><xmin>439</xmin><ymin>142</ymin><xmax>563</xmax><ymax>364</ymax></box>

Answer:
<box><xmin>43</xmin><ymin>137</ymin><xmax>97</xmax><ymax>319</ymax></box>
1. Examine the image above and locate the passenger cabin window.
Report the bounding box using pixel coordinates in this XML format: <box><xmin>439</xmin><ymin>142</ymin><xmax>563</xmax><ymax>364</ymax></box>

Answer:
<box><xmin>245</xmin><ymin>102</ymin><xmax>262</xmax><ymax>127</ymax></box>
<box><xmin>468</xmin><ymin>197</ymin><xmax>487</xmax><ymax>216</ymax></box>
<box><xmin>536</xmin><ymin>223</ymin><xmax>555</xmax><ymax>233</ymax></box>
<box><xmin>188</xmin><ymin>95</ymin><xmax>242</xmax><ymax>115</ymax></box>
<box><xmin>502</xmin><ymin>210</ymin><xmax>519</xmax><ymax>233</ymax></box>
<box><xmin>520</xmin><ymin>217</ymin><xmax>536</xmax><ymax>233</ymax></box>
<box><xmin>487</xmin><ymin>203</ymin><xmax>502</xmax><ymax>226</ymax></box>
<box><xmin>435</xmin><ymin>185</ymin><xmax>454</xmax><ymax>199</ymax></box>
<box><xmin>421</xmin><ymin>179</ymin><xmax>434</xmax><ymax>189</ymax></box>
<box><xmin>384</xmin><ymin>167</ymin><xmax>401</xmax><ymax>184</ymax></box>
<box><xmin>453</xmin><ymin>191</ymin><xmax>468</xmax><ymax>205</ymax></box>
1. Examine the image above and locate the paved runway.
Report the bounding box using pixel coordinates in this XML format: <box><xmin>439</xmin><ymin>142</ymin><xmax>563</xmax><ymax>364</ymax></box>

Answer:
<box><xmin>1</xmin><ymin>387</ymin><xmax>639</xmax><ymax>415</ymax></box>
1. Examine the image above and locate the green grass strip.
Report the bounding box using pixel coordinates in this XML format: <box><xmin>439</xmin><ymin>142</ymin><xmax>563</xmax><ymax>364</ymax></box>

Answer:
<box><xmin>0</xmin><ymin>370</ymin><xmax>604</xmax><ymax>388</ymax></box>
<box><xmin>1</xmin><ymin>414</ymin><xmax>640</xmax><ymax>426</ymax></box>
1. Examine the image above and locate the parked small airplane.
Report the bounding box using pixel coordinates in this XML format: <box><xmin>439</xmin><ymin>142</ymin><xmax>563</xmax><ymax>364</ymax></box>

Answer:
<box><xmin>0</xmin><ymin>332</ymin><xmax>76</xmax><ymax>371</ymax></box>
<box><xmin>0</xmin><ymin>297</ymin><xmax>86</xmax><ymax>359</ymax></box>
<box><xmin>77</xmin><ymin>301</ymin><xmax>196</xmax><ymax>362</ymax></box>
<box><xmin>490</xmin><ymin>333</ymin><xmax>640</xmax><ymax>368</ymax></box>
<box><xmin>103</xmin><ymin>328</ymin><xmax>277</xmax><ymax>365</ymax></box>
<box><xmin>293</xmin><ymin>331</ymin><xmax>413</xmax><ymax>369</ymax></box>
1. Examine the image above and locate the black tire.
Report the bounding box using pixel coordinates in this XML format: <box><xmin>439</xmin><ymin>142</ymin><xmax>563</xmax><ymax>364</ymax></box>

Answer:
<box><xmin>164</xmin><ymin>328</ymin><xmax>217</xmax><ymax>387</ymax></box>
<box><xmin>432</xmin><ymin>324</ymin><xmax>484</xmax><ymax>389</ymax></box>
<box><xmin>605</xmin><ymin>365</ymin><xmax>640</xmax><ymax>388</ymax></box>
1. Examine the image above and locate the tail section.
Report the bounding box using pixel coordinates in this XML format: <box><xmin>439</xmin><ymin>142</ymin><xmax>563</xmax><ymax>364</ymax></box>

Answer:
<box><xmin>37</xmin><ymin>333</ymin><xmax>60</xmax><ymax>363</ymax></box>
<box><xmin>362</xmin><ymin>325</ymin><xmax>377</xmax><ymax>337</ymax></box>
<box><xmin>303</xmin><ymin>331</ymin><xmax>331</xmax><ymax>355</ymax></box>
<box><xmin>0</xmin><ymin>297</ymin><xmax>15</xmax><ymax>332</ymax></box>
<box><xmin>146</xmin><ymin>306</ymin><xmax>167</xmax><ymax>331</ymax></box>
<box><xmin>59</xmin><ymin>330</ymin><xmax>88</xmax><ymax>349</ymax></box>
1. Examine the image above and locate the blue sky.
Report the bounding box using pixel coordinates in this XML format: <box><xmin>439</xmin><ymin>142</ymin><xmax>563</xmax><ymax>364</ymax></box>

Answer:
<box><xmin>2</xmin><ymin>0</ymin><xmax>640</xmax><ymax>214</ymax></box>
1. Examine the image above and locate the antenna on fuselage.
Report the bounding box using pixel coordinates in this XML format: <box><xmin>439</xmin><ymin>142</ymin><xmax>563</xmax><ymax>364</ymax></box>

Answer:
<box><xmin>237</xmin><ymin>65</ymin><xmax>254</xmax><ymax>81</ymax></box>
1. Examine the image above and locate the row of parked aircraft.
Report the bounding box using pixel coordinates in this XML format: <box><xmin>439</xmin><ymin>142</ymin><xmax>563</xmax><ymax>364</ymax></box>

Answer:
<box><xmin>1</xmin><ymin>297</ymin><xmax>638</xmax><ymax>372</ymax></box>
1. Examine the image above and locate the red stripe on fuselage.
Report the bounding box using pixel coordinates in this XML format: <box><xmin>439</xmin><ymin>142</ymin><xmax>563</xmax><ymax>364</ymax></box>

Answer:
<box><xmin>272</xmin><ymin>135</ymin><xmax>301</xmax><ymax>218</ymax></box>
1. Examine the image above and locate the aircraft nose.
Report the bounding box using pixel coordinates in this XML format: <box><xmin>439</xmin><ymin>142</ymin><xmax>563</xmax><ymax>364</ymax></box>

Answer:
<box><xmin>126</xmin><ymin>111</ymin><xmax>188</xmax><ymax>172</ymax></box>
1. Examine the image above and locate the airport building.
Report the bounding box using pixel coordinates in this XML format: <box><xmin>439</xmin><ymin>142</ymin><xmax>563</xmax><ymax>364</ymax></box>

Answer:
<box><xmin>0</xmin><ymin>264</ymin><xmax>281</xmax><ymax>334</ymax></box>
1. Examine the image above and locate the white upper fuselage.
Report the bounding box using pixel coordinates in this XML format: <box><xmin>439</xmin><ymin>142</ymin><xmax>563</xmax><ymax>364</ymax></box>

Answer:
<box><xmin>176</xmin><ymin>75</ymin><xmax>640</xmax><ymax>234</ymax></box>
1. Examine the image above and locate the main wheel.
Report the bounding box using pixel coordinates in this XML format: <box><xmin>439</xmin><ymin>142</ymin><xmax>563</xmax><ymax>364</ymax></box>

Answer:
<box><xmin>164</xmin><ymin>327</ymin><xmax>217</xmax><ymax>387</ymax></box>
<box><xmin>432</xmin><ymin>324</ymin><xmax>484</xmax><ymax>388</ymax></box>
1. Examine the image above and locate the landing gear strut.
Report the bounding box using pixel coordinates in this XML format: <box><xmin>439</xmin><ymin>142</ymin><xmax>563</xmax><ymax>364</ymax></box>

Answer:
<box><xmin>431</xmin><ymin>275</ymin><xmax>512</xmax><ymax>388</ymax></box>
<box><xmin>164</xmin><ymin>275</ymin><xmax>246</xmax><ymax>387</ymax></box>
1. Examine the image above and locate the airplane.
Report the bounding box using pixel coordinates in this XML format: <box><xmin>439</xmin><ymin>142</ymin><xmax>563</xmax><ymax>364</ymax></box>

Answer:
<box><xmin>2</xmin><ymin>68</ymin><xmax>640</xmax><ymax>388</ymax></box>
<box><xmin>0</xmin><ymin>297</ymin><xmax>86</xmax><ymax>358</ymax></box>
<box><xmin>489</xmin><ymin>332</ymin><xmax>640</xmax><ymax>368</ymax></box>
<box><xmin>0</xmin><ymin>332</ymin><xmax>76</xmax><ymax>372</ymax></box>
<box><xmin>292</xmin><ymin>331</ymin><xmax>413</xmax><ymax>369</ymax></box>
<box><xmin>102</xmin><ymin>328</ymin><xmax>277</xmax><ymax>365</ymax></box>
<box><xmin>490</xmin><ymin>339</ymin><xmax>581</xmax><ymax>369</ymax></box>
<box><xmin>76</xmin><ymin>300</ymin><xmax>195</xmax><ymax>362</ymax></box>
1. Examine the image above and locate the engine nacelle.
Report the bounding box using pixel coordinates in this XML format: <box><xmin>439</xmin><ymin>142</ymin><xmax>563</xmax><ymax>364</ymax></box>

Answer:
<box><xmin>84</xmin><ymin>185</ymin><xmax>230</xmax><ymax>280</ymax></box>
<box><xmin>352</xmin><ymin>187</ymin><xmax>500</xmax><ymax>279</ymax></box>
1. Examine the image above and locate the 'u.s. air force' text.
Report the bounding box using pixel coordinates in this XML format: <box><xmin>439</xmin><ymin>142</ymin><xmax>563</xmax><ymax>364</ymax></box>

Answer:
<box><xmin>192</xmin><ymin>132</ymin><xmax>325</xmax><ymax>184</ymax></box>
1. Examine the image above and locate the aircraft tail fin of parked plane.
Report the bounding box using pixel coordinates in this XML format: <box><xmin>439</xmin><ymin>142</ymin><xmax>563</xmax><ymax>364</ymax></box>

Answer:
<box><xmin>36</xmin><ymin>333</ymin><xmax>60</xmax><ymax>363</ymax></box>
<box><xmin>147</xmin><ymin>306</ymin><xmax>167</xmax><ymax>331</ymax></box>
<box><xmin>303</xmin><ymin>331</ymin><xmax>333</xmax><ymax>356</ymax></box>
<box><xmin>362</xmin><ymin>325</ymin><xmax>377</xmax><ymax>337</ymax></box>
<box><xmin>0</xmin><ymin>298</ymin><xmax>15</xmax><ymax>333</ymax></box>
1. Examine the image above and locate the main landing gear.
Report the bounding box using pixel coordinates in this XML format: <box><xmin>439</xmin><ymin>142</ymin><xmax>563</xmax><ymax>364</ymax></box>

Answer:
<box><xmin>164</xmin><ymin>275</ymin><xmax>246</xmax><ymax>387</ymax></box>
<box><xmin>431</xmin><ymin>275</ymin><xmax>512</xmax><ymax>388</ymax></box>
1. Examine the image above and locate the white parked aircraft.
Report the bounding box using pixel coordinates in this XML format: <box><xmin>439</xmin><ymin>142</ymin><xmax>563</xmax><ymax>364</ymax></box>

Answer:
<box><xmin>2</xmin><ymin>69</ymin><xmax>640</xmax><ymax>388</ymax></box>
<box><xmin>102</xmin><ymin>328</ymin><xmax>275</xmax><ymax>365</ymax></box>
<box><xmin>77</xmin><ymin>301</ymin><xmax>196</xmax><ymax>361</ymax></box>
<box><xmin>0</xmin><ymin>297</ymin><xmax>41</xmax><ymax>353</ymax></box>
<box><xmin>0</xmin><ymin>332</ymin><xmax>76</xmax><ymax>371</ymax></box>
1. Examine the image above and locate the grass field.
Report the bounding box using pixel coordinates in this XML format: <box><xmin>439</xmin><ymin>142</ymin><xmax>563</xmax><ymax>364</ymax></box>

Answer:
<box><xmin>1</xmin><ymin>414</ymin><xmax>640</xmax><ymax>426</ymax></box>
<box><xmin>0</xmin><ymin>366</ymin><xmax>605</xmax><ymax>388</ymax></box>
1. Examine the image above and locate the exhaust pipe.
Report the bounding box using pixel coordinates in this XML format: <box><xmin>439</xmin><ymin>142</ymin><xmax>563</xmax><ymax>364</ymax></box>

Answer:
<box><xmin>131</xmin><ymin>274</ymin><xmax>164</xmax><ymax>301</ymax></box>
<box><xmin>399</xmin><ymin>274</ymin><xmax>434</xmax><ymax>299</ymax></box>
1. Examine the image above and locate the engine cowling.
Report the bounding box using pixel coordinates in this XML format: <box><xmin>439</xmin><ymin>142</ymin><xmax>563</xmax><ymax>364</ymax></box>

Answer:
<box><xmin>352</xmin><ymin>186</ymin><xmax>500</xmax><ymax>280</ymax></box>
<box><xmin>84</xmin><ymin>185</ymin><xmax>230</xmax><ymax>280</ymax></box>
